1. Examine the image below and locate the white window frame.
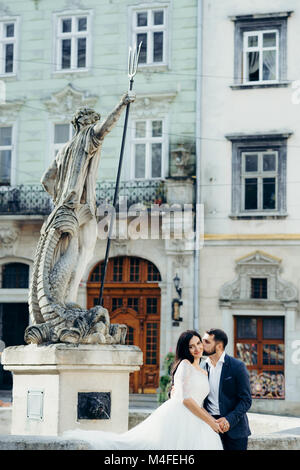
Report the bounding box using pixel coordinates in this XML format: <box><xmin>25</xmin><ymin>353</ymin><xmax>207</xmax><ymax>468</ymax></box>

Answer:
<box><xmin>241</xmin><ymin>150</ymin><xmax>278</xmax><ymax>212</ymax></box>
<box><xmin>0</xmin><ymin>124</ymin><xmax>16</xmax><ymax>186</ymax></box>
<box><xmin>132</xmin><ymin>5</ymin><xmax>168</xmax><ymax>67</ymax></box>
<box><xmin>0</xmin><ymin>18</ymin><xmax>18</xmax><ymax>77</ymax></box>
<box><xmin>243</xmin><ymin>29</ymin><xmax>279</xmax><ymax>84</ymax></box>
<box><xmin>54</xmin><ymin>12</ymin><xmax>91</xmax><ymax>73</ymax></box>
<box><xmin>52</xmin><ymin>122</ymin><xmax>74</xmax><ymax>158</ymax></box>
<box><xmin>131</xmin><ymin>118</ymin><xmax>167</xmax><ymax>180</ymax></box>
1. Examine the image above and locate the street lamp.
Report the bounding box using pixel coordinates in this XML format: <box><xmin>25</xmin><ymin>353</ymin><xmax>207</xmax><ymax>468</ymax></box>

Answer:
<box><xmin>173</xmin><ymin>273</ymin><xmax>182</xmax><ymax>299</ymax></box>
<box><xmin>172</xmin><ymin>273</ymin><xmax>183</xmax><ymax>326</ymax></box>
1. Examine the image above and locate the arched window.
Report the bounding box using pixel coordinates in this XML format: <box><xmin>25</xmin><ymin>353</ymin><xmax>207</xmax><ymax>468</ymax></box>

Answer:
<box><xmin>89</xmin><ymin>257</ymin><xmax>161</xmax><ymax>283</ymax></box>
<box><xmin>1</xmin><ymin>263</ymin><xmax>29</xmax><ymax>288</ymax></box>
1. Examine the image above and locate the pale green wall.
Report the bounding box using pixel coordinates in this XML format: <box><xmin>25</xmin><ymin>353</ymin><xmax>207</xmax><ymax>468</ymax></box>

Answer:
<box><xmin>2</xmin><ymin>0</ymin><xmax>198</xmax><ymax>184</ymax></box>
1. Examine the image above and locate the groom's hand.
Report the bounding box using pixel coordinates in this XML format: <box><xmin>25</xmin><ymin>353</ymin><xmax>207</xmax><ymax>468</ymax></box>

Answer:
<box><xmin>216</xmin><ymin>417</ymin><xmax>230</xmax><ymax>432</ymax></box>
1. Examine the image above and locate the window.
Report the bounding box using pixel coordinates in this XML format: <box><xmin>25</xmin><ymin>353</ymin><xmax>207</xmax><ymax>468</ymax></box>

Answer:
<box><xmin>146</xmin><ymin>322</ymin><xmax>159</xmax><ymax>364</ymax></box>
<box><xmin>235</xmin><ymin>316</ymin><xmax>285</xmax><ymax>399</ymax></box>
<box><xmin>232</xmin><ymin>12</ymin><xmax>291</xmax><ymax>87</ymax></box>
<box><xmin>55</xmin><ymin>14</ymin><xmax>90</xmax><ymax>71</ymax></box>
<box><xmin>0</xmin><ymin>126</ymin><xmax>12</xmax><ymax>186</ymax></box>
<box><xmin>125</xmin><ymin>326</ymin><xmax>134</xmax><ymax>345</ymax></box>
<box><xmin>133</xmin><ymin>7</ymin><xmax>168</xmax><ymax>66</ymax></box>
<box><xmin>127</xmin><ymin>298</ymin><xmax>139</xmax><ymax>312</ymax></box>
<box><xmin>0</xmin><ymin>20</ymin><xmax>17</xmax><ymax>75</ymax></box>
<box><xmin>147</xmin><ymin>262</ymin><xmax>161</xmax><ymax>281</ymax></box>
<box><xmin>88</xmin><ymin>257</ymin><xmax>161</xmax><ymax>284</ymax></box>
<box><xmin>251</xmin><ymin>278</ymin><xmax>267</xmax><ymax>299</ymax></box>
<box><xmin>147</xmin><ymin>298</ymin><xmax>158</xmax><ymax>314</ymax></box>
<box><xmin>112</xmin><ymin>298</ymin><xmax>123</xmax><ymax>311</ymax></box>
<box><xmin>132</xmin><ymin>119</ymin><xmax>165</xmax><ymax>179</ymax></box>
<box><xmin>242</xmin><ymin>151</ymin><xmax>278</xmax><ymax>211</ymax></box>
<box><xmin>113</xmin><ymin>257</ymin><xmax>123</xmax><ymax>282</ymax></box>
<box><xmin>130</xmin><ymin>257</ymin><xmax>140</xmax><ymax>281</ymax></box>
<box><xmin>53</xmin><ymin>123</ymin><xmax>74</xmax><ymax>157</ymax></box>
<box><xmin>1</xmin><ymin>263</ymin><xmax>29</xmax><ymax>288</ymax></box>
<box><xmin>227</xmin><ymin>133</ymin><xmax>291</xmax><ymax>218</ymax></box>
<box><xmin>243</xmin><ymin>30</ymin><xmax>279</xmax><ymax>84</ymax></box>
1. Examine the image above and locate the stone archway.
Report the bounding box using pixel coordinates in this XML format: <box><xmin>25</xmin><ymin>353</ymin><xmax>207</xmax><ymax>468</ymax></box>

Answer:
<box><xmin>87</xmin><ymin>256</ymin><xmax>161</xmax><ymax>393</ymax></box>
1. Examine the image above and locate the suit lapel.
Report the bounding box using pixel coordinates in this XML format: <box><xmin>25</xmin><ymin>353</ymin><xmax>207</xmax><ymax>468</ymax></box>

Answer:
<box><xmin>205</xmin><ymin>361</ymin><xmax>210</xmax><ymax>377</ymax></box>
<box><xmin>218</xmin><ymin>354</ymin><xmax>229</xmax><ymax>401</ymax></box>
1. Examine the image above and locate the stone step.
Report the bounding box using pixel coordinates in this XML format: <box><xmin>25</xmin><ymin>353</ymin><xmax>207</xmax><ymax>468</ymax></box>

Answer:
<box><xmin>129</xmin><ymin>394</ymin><xmax>159</xmax><ymax>409</ymax></box>
<box><xmin>129</xmin><ymin>394</ymin><xmax>157</xmax><ymax>402</ymax></box>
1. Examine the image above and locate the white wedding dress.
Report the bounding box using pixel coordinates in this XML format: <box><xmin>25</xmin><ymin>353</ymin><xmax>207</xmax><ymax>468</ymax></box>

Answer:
<box><xmin>65</xmin><ymin>359</ymin><xmax>223</xmax><ymax>450</ymax></box>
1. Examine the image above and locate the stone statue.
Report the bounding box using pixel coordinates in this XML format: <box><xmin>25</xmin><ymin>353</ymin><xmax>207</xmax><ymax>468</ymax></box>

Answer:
<box><xmin>25</xmin><ymin>92</ymin><xmax>135</xmax><ymax>345</ymax></box>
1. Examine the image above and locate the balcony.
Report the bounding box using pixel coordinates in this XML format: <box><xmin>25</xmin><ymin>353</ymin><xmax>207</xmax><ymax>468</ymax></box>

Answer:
<box><xmin>0</xmin><ymin>180</ymin><xmax>167</xmax><ymax>216</ymax></box>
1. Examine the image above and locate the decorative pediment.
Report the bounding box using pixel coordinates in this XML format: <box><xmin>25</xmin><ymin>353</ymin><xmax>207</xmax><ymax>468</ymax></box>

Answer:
<box><xmin>131</xmin><ymin>92</ymin><xmax>177</xmax><ymax>119</ymax></box>
<box><xmin>220</xmin><ymin>250</ymin><xmax>298</xmax><ymax>303</ymax></box>
<box><xmin>236</xmin><ymin>250</ymin><xmax>281</xmax><ymax>266</ymax></box>
<box><xmin>0</xmin><ymin>100</ymin><xmax>25</xmax><ymax>124</ymax></box>
<box><xmin>44</xmin><ymin>83</ymin><xmax>99</xmax><ymax>121</ymax></box>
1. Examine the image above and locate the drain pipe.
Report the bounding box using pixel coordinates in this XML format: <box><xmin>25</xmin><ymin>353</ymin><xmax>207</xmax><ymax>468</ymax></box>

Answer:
<box><xmin>193</xmin><ymin>0</ymin><xmax>203</xmax><ymax>331</ymax></box>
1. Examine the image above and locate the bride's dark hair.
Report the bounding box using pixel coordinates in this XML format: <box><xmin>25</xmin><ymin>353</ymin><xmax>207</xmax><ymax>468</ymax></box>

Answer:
<box><xmin>170</xmin><ymin>330</ymin><xmax>202</xmax><ymax>381</ymax></box>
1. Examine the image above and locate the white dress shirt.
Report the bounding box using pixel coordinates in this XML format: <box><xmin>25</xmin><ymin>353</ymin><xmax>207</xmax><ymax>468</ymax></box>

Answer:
<box><xmin>205</xmin><ymin>351</ymin><xmax>226</xmax><ymax>415</ymax></box>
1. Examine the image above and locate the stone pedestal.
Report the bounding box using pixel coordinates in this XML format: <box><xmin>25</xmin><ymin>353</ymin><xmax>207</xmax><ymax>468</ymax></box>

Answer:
<box><xmin>1</xmin><ymin>343</ymin><xmax>143</xmax><ymax>436</ymax></box>
<box><xmin>165</xmin><ymin>177</ymin><xmax>195</xmax><ymax>205</ymax></box>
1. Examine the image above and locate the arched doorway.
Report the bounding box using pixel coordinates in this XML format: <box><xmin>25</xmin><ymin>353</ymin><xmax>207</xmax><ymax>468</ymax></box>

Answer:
<box><xmin>87</xmin><ymin>256</ymin><xmax>161</xmax><ymax>393</ymax></box>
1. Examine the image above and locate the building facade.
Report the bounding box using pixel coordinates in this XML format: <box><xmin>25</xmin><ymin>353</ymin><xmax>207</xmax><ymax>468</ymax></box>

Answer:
<box><xmin>200</xmin><ymin>0</ymin><xmax>300</xmax><ymax>415</ymax></box>
<box><xmin>0</xmin><ymin>0</ymin><xmax>198</xmax><ymax>393</ymax></box>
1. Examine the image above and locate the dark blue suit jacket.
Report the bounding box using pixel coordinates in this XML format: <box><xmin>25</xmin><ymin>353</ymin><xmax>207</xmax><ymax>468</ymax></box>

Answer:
<box><xmin>203</xmin><ymin>354</ymin><xmax>252</xmax><ymax>439</ymax></box>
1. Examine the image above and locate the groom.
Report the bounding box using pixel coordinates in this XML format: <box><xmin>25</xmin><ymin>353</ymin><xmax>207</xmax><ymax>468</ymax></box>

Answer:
<box><xmin>202</xmin><ymin>329</ymin><xmax>252</xmax><ymax>451</ymax></box>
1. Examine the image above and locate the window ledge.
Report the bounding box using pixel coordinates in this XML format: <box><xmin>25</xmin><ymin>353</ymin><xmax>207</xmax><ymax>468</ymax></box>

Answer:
<box><xmin>0</xmin><ymin>74</ymin><xmax>17</xmax><ymax>81</ymax></box>
<box><xmin>229</xmin><ymin>213</ymin><xmax>288</xmax><ymax>220</ymax></box>
<box><xmin>230</xmin><ymin>81</ymin><xmax>291</xmax><ymax>90</ymax></box>
<box><xmin>52</xmin><ymin>69</ymin><xmax>91</xmax><ymax>78</ymax></box>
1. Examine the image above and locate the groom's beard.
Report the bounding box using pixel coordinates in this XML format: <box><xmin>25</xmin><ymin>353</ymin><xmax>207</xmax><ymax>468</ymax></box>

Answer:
<box><xmin>202</xmin><ymin>348</ymin><xmax>217</xmax><ymax>357</ymax></box>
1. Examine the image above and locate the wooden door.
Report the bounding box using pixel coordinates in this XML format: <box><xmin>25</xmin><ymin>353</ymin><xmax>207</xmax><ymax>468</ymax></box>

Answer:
<box><xmin>87</xmin><ymin>256</ymin><xmax>161</xmax><ymax>393</ymax></box>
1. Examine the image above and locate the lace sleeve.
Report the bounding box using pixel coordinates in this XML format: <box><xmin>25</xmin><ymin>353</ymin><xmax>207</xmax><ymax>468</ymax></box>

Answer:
<box><xmin>174</xmin><ymin>360</ymin><xmax>193</xmax><ymax>401</ymax></box>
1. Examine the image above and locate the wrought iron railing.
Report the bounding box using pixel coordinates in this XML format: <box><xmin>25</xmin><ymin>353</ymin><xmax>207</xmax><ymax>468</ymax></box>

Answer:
<box><xmin>0</xmin><ymin>180</ymin><xmax>167</xmax><ymax>216</ymax></box>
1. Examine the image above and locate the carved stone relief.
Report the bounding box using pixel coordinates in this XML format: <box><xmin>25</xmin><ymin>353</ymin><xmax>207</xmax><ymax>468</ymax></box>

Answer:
<box><xmin>131</xmin><ymin>93</ymin><xmax>177</xmax><ymax>120</ymax></box>
<box><xmin>44</xmin><ymin>84</ymin><xmax>98</xmax><ymax>121</ymax></box>
<box><xmin>0</xmin><ymin>224</ymin><xmax>19</xmax><ymax>256</ymax></box>
<box><xmin>0</xmin><ymin>100</ymin><xmax>25</xmax><ymax>125</ymax></box>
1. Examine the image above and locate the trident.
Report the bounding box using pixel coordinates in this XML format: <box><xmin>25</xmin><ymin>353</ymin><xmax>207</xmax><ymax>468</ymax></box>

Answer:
<box><xmin>97</xmin><ymin>43</ymin><xmax>142</xmax><ymax>306</ymax></box>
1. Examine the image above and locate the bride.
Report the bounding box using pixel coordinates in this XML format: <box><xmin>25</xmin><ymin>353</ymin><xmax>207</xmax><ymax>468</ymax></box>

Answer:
<box><xmin>65</xmin><ymin>330</ymin><xmax>223</xmax><ymax>450</ymax></box>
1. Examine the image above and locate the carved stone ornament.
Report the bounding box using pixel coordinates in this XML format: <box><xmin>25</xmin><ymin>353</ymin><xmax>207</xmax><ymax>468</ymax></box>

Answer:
<box><xmin>171</xmin><ymin>145</ymin><xmax>190</xmax><ymax>177</ymax></box>
<box><xmin>0</xmin><ymin>224</ymin><xmax>19</xmax><ymax>255</ymax></box>
<box><xmin>25</xmin><ymin>93</ymin><xmax>132</xmax><ymax>346</ymax></box>
<box><xmin>173</xmin><ymin>254</ymin><xmax>190</xmax><ymax>269</ymax></box>
<box><xmin>0</xmin><ymin>2</ymin><xmax>12</xmax><ymax>15</ymax></box>
<box><xmin>44</xmin><ymin>83</ymin><xmax>98</xmax><ymax>121</ymax></box>
<box><xmin>0</xmin><ymin>100</ymin><xmax>25</xmax><ymax>125</ymax></box>
<box><xmin>219</xmin><ymin>250</ymin><xmax>298</xmax><ymax>303</ymax></box>
<box><xmin>131</xmin><ymin>93</ymin><xmax>177</xmax><ymax>119</ymax></box>
<box><xmin>63</xmin><ymin>0</ymin><xmax>85</xmax><ymax>10</ymax></box>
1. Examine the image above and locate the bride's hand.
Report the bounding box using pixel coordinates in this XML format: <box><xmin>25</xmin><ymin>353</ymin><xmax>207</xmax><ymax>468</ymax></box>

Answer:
<box><xmin>210</xmin><ymin>420</ymin><xmax>223</xmax><ymax>434</ymax></box>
